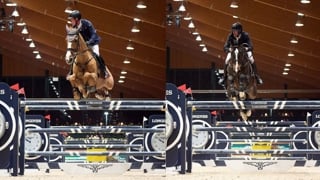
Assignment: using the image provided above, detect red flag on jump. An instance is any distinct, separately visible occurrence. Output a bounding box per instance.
[184,87,192,95]
[17,88,25,95]
[211,111,217,116]
[10,83,19,91]
[44,114,51,121]
[177,84,187,91]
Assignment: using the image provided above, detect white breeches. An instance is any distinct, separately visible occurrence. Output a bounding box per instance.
[90,44,100,56]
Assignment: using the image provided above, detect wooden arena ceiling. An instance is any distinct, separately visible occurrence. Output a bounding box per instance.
[0,0,319,99]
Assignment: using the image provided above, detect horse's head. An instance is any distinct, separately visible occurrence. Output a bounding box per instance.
[228,43,250,73]
[65,24,82,65]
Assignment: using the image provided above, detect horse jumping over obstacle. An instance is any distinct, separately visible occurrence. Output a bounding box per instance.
[226,43,257,120]
[65,25,114,100]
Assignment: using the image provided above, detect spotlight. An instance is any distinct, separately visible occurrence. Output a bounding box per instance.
[136,1,147,9]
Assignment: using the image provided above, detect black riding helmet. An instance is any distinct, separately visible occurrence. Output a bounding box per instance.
[69,10,81,20]
[231,22,242,33]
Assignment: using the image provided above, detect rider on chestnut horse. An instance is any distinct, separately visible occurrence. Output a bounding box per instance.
[67,10,108,79]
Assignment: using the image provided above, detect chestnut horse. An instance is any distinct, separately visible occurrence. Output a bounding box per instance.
[65,25,114,100]
[226,43,257,120]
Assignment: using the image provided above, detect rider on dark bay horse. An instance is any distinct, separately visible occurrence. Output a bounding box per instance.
[219,22,263,85]
[67,10,108,79]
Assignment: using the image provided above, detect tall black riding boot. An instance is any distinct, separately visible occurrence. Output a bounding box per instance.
[251,62,263,85]
[218,64,228,85]
[94,54,108,78]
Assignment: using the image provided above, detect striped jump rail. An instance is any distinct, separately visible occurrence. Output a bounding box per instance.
[215,157,307,161]
[26,151,164,157]
[216,139,307,143]
[51,144,142,149]
[215,121,307,126]
[194,149,320,155]
[188,100,320,110]
[26,127,164,133]
[196,126,320,132]
[21,99,167,111]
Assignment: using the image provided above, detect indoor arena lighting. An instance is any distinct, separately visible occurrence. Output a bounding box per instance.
[11,8,19,17]
[288,52,295,57]
[131,20,140,33]
[183,15,192,21]
[195,35,202,41]
[29,41,35,48]
[295,19,304,27]
[118,79,125,83]
[300,0,311,4]
[178,3,186,12]
[188,21,195,28]
[126,42,134,50]
[133,18,141,22]
[131,25,140,33]
[202,46,208,52]
[230,1,239,8]
[120,70,127,74]
[136,1,147,9]
[17,21,26,26]
[21,26,28,34]
[64,6,73,14]
[192,31,199,35]
[5,1,17,6]
[290,37,298,44]
[123,58,131,64]
[35,53,41,59]
[285,63,292,67]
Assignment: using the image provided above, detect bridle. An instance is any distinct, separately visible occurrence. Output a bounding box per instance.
[230,45,250,73]
[66,31,94,66]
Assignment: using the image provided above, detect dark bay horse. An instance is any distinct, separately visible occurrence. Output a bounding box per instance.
[226,43,257,120]
[65,25,114,100]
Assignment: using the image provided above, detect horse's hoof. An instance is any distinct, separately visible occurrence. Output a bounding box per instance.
[87,86,97,93]
[73,93,81,100]
[246,110,252,117]
[240,111,248,121]
[239,92,246,100]
[105,96,111,101]
[83,92,89,99]
[95,93,105,100]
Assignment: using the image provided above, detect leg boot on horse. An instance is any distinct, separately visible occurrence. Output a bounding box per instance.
[93,53,108,79]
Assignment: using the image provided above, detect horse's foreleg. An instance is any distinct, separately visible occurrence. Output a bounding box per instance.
[83,72,98,98]
[68,77,82,100]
